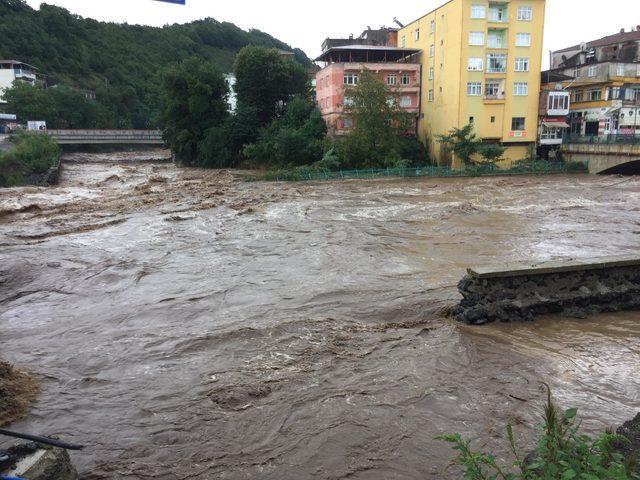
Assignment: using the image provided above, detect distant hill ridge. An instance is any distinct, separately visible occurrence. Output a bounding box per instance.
[0,0,310,127]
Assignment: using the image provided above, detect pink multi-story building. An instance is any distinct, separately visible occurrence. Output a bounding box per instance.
[315,46,421,135]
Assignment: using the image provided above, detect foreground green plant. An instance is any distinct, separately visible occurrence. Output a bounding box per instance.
[0,130,60,187]
[438,386,639,480]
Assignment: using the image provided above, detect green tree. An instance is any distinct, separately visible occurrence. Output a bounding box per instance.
[437,123,482,166]
[478,143,506,166]
[160,57,229,165]
[3,82,55,123]
[243,96,326,167]
[234,46,310,127]
[338,71,416,169]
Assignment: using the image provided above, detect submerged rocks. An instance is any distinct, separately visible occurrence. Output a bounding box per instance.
[455,257,640,324]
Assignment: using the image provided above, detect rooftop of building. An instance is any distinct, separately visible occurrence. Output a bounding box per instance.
[554,28,640,54]
[0,60,39,70]
[315,45,421,63]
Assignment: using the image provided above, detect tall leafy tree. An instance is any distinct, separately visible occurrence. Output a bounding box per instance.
[234,46,310,127]
[338,71,416,168]
[160,57,229,165]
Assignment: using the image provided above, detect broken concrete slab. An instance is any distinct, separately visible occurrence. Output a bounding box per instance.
[0,443,78,480]
[456,255,640,324]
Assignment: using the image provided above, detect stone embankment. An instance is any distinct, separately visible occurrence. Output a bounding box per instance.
[455,256,640,325]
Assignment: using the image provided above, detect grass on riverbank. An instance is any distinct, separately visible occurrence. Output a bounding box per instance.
[0,362,39,427]
[0,131,61,187]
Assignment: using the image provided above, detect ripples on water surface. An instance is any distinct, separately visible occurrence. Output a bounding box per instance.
[1,153,640,478]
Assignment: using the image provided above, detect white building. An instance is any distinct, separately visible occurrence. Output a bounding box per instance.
[224,74,237,112]
[0,60,40,104]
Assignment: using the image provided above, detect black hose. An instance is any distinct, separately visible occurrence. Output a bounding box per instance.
[0,429,84,450]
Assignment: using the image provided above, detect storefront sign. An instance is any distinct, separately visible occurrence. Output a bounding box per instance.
[509,131,527,138]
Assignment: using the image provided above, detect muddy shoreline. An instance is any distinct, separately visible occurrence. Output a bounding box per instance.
[1,151,640,478]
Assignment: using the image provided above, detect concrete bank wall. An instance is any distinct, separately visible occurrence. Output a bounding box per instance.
[455,256,640,325]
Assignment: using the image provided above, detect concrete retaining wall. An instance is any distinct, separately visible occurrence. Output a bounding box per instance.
[455,256,640,325]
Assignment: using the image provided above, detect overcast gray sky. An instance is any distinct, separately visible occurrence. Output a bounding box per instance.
[25,0,640,69]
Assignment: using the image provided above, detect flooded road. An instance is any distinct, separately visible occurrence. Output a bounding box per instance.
[1,151,640,479]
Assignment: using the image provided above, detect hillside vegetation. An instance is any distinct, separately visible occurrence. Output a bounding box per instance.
[0,0,310,127]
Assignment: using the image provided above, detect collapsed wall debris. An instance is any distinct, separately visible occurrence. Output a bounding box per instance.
[455,255,640,325]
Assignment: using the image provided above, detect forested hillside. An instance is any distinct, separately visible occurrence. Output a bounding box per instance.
[0,0,310,127]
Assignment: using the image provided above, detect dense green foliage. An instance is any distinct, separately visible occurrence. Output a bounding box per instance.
[160,57,229,166]
[234,47,310,127]
[439,388,639,480]
[3,83,113,128]
[0,0,309,128]
[243,96,326,167]
[0,131,60,186]
[161,46,312,168]
[438,123,506,166]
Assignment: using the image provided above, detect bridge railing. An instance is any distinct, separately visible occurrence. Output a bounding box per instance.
[566,133,640,145]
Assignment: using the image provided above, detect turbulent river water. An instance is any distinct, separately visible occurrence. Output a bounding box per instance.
[1,151,640,479]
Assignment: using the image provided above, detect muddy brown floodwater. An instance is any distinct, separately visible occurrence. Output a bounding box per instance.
[1,150,640,479]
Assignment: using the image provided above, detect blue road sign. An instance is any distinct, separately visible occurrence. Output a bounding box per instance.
[154,0,185,4]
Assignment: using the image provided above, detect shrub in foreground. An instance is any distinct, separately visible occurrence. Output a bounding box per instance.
[0,131,60,187]
[438,386,639,480]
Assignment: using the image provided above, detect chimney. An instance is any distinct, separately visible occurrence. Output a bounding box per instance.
[349,33,353,40]
[620,28,625,34]
[637,25,640,31]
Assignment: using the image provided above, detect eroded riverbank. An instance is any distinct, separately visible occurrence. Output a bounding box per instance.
[1,151,640,478]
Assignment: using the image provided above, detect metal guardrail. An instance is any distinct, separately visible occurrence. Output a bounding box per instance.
[41,129,164,144]
[566,134,640,145]
[251,161,589,182]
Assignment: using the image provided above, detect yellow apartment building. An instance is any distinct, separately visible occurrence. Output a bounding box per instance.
[399,0,546,165]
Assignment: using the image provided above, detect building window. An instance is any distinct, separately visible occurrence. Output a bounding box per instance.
[511,117,526,131]
[573,67,580,78]
[514,82,528,96]
[343,73,358,85]
[400,96,412,107]
[517,6,532,21]
[343,117,353,129]
[470,4,486,19]
[429,44,435,57]
[616,64,625,77]
[430,20,436,34]
[515,33,531,47]
[588,89,602,101]
[428,67,434,79]
[488,30,507,48]
[469,32,485,46]
[467,82,482,96]
[637,64,640,77]
[487,53,507,73]
[611,87,621,99]
[387,74,397,86]
[485,82,501,98]
[491,116,496,123]
[469,116,475,124]
[428,89,434,102]
[415,29,420,41]
[548,94,569,111]
[514,57,529,72]
[573,90,583,102]
[468,57,484,71]
[489,5,508,22]
[401,74,410,85]
[588,65,597,77]
[401,35,406,48]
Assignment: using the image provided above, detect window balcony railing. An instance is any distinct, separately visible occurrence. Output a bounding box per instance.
[484,93,505,100]
[488,12,508,22]
[486,66,507,73]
